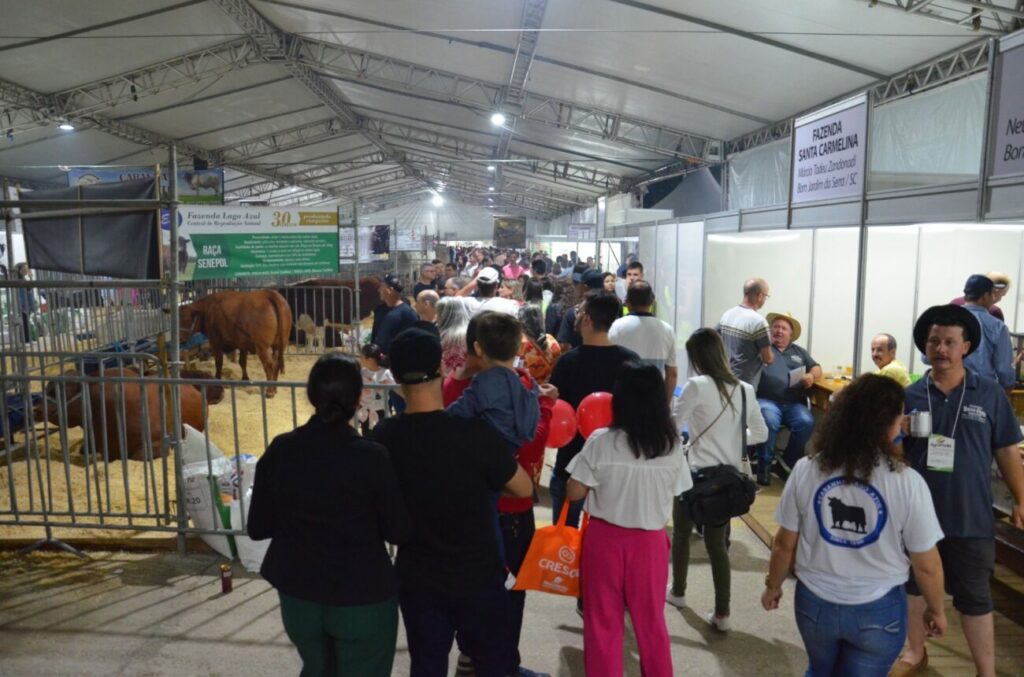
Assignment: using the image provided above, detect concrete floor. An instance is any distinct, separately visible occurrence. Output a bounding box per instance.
[0,515,811,677]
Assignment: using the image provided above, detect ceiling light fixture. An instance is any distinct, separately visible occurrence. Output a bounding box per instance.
[431,193,444,207]
[488,186,495,192]
[486,164,496,172]
[57,121,75,131]
[490,112,507,126]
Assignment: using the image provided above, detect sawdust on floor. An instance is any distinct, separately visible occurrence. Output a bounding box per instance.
[1,351,324,541]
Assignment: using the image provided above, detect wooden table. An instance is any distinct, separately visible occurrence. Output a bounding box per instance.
[808,377,848,415]
[1010,388,1024,419]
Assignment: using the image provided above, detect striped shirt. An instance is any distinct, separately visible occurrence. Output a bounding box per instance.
[716,305,770,388]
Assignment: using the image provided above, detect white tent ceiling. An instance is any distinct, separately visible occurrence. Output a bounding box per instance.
[0,0,1019,218]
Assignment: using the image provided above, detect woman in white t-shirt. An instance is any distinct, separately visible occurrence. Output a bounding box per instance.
[668,328,768,630]
[567,362,692,677]
[762,374,947,676]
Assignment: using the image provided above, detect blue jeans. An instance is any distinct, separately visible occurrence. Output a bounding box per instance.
[794,581,907,677]
[758,399,815,469]
[548,474,584,528]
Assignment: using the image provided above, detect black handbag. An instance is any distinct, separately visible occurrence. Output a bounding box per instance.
[681,387,758,527]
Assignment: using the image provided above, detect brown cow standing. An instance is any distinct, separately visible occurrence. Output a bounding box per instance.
[179,290,292,397]
[36,369,207,461]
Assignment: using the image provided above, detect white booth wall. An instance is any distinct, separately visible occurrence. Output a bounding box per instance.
[860,223,1024,375]
[698,223,1024,382]
[702,229,859,376]
[634,220,705,378]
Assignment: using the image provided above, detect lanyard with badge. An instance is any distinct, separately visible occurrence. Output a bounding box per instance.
[924,372,965,473]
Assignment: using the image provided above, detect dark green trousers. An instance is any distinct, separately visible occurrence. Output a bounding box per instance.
[278,592,398,677]
[671,499,732,618]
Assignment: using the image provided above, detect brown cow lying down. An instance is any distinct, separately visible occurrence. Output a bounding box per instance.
[179,290,292,397]
[36,369,208,461]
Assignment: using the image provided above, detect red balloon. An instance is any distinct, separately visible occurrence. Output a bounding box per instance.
[547,399,577,448]
[577,391,613,439]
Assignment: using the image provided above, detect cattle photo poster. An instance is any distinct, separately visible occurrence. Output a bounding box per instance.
[66,167,225,204]
[338,223,391,263]
[493,217,527,248]
[175,206,339,280]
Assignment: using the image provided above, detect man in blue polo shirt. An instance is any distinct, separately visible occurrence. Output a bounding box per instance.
[893,305,1024,677]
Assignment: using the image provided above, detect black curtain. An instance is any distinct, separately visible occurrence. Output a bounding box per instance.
[19,179,160,279]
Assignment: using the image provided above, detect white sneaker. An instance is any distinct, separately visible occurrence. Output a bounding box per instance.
[665,586,687,608]
[705,611,730,632]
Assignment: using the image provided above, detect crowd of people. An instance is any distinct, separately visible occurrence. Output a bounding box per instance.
[246,246,1024,677]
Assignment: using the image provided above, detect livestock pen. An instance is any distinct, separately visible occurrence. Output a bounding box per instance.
[0,277,396,556]
[0,175,396,560]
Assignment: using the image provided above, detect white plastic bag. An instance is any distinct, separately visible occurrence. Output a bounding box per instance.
[182,457,235,558]
[231,487,270,573]
[179,424,223,466]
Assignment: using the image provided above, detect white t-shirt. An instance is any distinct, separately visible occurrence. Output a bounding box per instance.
[776,456,944,605]
[475,296,520,317]
[360,367,394,413]
[608,314,677,375]
[672,376,768,469]
[567,427,693,530]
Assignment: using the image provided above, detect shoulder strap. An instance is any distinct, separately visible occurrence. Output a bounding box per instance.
[741,384,748,459]
[687,384,737,452]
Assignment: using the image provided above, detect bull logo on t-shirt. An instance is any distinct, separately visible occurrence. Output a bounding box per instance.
[813,477,888,549]
[827,497,866,533]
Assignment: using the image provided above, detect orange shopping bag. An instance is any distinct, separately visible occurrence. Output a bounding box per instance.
[513,503,588,597]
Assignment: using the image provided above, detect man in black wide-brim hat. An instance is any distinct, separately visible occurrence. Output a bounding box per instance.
[892,304,1024,677]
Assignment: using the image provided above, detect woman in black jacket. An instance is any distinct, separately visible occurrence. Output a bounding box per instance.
[248,352,411,677]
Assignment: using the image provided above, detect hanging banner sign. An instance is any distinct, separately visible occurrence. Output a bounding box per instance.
[791,95,867,204]
[567,224,595,240]
[339,225,391,263]
[395,228,425,251]
[176,206,338,280]
[66,167,225,204]
[992,35,1024,177]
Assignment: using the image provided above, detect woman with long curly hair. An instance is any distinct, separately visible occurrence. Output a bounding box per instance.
[762,374,947,676]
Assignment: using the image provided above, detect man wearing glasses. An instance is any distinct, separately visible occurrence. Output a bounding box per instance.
[716,278,774,389]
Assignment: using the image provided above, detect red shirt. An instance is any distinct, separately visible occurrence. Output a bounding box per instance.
[443,369,551,514]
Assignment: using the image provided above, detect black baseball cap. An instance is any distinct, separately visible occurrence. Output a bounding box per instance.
[581,269,606,289]
[379,273,404,293]
[389,327,442,384]
[963,274,994,297]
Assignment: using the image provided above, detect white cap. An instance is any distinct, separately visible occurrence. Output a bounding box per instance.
[476,267,500,284]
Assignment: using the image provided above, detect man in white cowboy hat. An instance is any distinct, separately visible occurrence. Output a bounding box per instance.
[754,311,821,485]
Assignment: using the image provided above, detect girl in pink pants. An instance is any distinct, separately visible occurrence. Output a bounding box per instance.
[566,362,692,677]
